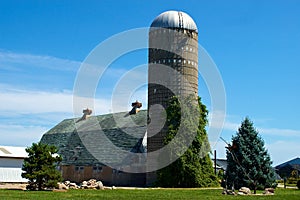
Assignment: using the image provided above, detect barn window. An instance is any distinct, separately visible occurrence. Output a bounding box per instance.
[93,166,103,172]
[75,166,84,172]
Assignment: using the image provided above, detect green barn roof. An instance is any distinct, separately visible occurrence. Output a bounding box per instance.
[40,110,147,166]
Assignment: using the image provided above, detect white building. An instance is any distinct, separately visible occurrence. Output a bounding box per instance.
[0,146,28,182]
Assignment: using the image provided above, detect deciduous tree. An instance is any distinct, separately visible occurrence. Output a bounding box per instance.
[157,96,218,187]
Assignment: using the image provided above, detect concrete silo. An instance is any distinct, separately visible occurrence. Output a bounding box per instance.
[147,10,199,184]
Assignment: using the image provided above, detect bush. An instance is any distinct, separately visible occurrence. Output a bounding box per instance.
[297,180,300,189]
[287,178,298,184]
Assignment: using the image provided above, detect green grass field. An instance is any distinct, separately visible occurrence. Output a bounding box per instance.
[0,188,299,200]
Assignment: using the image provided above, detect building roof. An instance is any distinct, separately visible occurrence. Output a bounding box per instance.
[275,157,300,169]
[215,159,228,170]
[40,110,147,166]
[0,146,27,158]
[150,10,198,33]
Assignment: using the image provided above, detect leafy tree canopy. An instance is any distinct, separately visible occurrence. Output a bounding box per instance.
[157,95,218,187]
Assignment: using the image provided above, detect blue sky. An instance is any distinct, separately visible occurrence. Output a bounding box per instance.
[0,0,299,166]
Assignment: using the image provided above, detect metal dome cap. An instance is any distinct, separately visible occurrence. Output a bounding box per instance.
[150,10,198,33]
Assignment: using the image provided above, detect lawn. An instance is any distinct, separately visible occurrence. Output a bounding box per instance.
[0,188,299,200]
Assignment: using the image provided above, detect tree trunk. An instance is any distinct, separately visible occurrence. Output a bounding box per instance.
[38,177,42,191]
[253,182,257,194]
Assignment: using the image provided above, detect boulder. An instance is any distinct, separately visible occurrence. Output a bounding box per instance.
[81,181,88,189]
[69,182,78,189]
[87,185,97,189]
[64,181,70,186]
[263,188,275,195]
[96,181,104,190]
[239,187,251,195]
[57,183,69,190]
[87,179,97,186]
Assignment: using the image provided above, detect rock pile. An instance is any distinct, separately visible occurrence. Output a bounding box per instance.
[57,179,105,190]
[222,186,275,196]
[81,179,104,190]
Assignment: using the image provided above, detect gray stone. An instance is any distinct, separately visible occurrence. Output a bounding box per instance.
[239,187,251,195]
[57,183,69,190]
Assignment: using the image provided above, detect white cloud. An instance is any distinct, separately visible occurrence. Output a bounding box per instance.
[209,114,300,138]
[0,124,47,147]
[266,141,300,166]
[0,88,74,114]
[0,84,145,117]
[259,127,300,137]
[211,139,300,166]
[208,115,300,164]
[0,86,132,147]
[0,50,81,72]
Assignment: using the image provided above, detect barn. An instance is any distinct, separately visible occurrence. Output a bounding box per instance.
[0,146,28,183]
[40,110,147,186]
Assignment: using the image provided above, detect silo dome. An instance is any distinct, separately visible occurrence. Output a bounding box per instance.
[150,10,198,33]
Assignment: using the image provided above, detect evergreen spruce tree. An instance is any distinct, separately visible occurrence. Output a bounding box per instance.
[157,96,218,187]
[225,117,276,194]
[22,142,62,190]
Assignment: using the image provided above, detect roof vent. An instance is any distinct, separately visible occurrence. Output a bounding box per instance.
[0,147,12,154]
